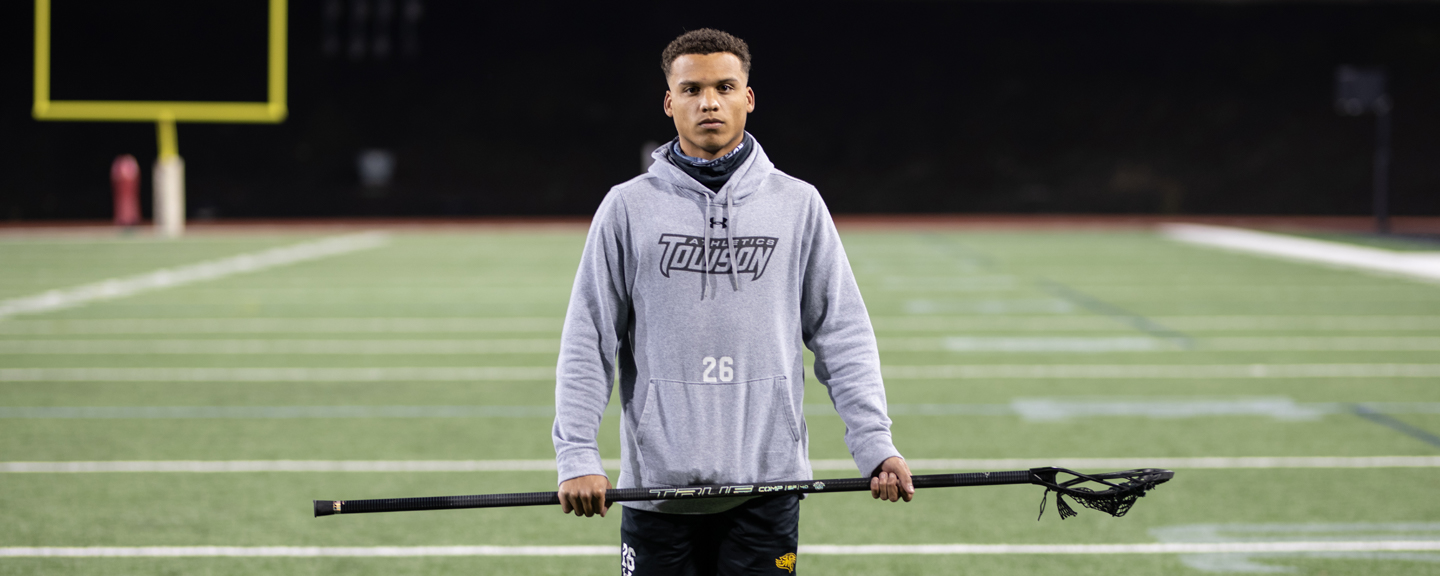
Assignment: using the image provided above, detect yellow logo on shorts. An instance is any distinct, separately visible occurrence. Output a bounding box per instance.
[775,552,796,573]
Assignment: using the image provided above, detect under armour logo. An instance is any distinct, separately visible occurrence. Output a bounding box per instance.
[709,217,728,229]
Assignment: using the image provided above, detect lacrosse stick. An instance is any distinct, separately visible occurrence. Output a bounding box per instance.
[314,467,1171,520]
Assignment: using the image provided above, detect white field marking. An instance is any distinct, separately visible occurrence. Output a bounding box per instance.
[5,315,1435,336]
[0,317,562,335]
[1007,397,1332,421]
[1202,337,1440,351]
[1161,223,1440,283]
[0,460,619,473]
[5,456,1439,473]
[0,406,565,419]
[1160,315,1440,331]
[881,364,1440,379]
[902,299,1074,315]
[0,233,389,320]
[0,339,559,355]
[0,367,554,382]
[880,336,1440,353]
[882,337,1165,353]
[877,275,1017,292]
[0,546,618,557]
[2,542,1438,558]
[797,542,1440,555]
[6,364,1437,382]
[1152,522,1440,573]
[872,315,1440,332]
[871,317,1127,332]
[9,401,1433,420]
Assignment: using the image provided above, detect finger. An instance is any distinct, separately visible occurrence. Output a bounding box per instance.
[870,476,881,499]
[589,489,603,518]
[560,492,573,514]
[598,491,609,518]
[899,467,915,502]
[581,491,596,517]
[886,472,900,502]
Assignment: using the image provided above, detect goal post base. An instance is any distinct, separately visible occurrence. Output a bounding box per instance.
[153,155,185,238]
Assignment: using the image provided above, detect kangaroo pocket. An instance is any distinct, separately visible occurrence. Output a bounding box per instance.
[636,376,802,487]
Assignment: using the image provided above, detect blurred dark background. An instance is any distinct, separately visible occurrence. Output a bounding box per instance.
[3,0,1438,219]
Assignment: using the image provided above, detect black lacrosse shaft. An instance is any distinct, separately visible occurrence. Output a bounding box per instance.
[315,469,1038,517]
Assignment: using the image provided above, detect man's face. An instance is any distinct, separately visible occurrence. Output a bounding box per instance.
[664,53,755,161]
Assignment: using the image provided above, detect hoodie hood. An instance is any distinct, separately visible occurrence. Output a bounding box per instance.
[647,133,774,207]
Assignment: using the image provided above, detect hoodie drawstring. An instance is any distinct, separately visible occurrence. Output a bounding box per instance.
[724,190,741,293]
[699,192,741,301]
[701,203,712,300]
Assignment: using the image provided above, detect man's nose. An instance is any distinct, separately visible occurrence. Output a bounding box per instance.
[700,90,721,112]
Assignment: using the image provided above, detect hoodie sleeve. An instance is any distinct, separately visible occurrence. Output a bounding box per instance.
[799,192,903,478]
[553,191,632,485]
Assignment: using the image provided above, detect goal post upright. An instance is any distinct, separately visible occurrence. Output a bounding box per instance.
[32,0,288,237]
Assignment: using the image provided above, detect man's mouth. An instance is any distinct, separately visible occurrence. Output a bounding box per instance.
[699,118,724,129]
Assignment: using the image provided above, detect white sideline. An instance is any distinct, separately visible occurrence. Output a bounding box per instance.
[881,364,1440,379]
[0,339,560,355]
[0,233,390,320]
[3,315,1439,335]
[0,367,554,382]
[1161,223,1440,282]
[5,364,1440,382]
[3,541,1438,557]
[8,336,1440,355]
[0,317,562,335]
[4,456,1439,473]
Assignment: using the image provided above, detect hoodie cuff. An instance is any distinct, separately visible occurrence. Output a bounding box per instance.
[853,439,903,479]
[556,448,608,486]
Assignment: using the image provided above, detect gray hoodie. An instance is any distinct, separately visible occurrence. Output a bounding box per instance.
[552,136,901,514]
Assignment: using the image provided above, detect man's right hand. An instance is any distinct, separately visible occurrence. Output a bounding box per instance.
[558,474,613,518]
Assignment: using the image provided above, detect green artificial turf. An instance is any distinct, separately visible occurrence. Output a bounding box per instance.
[2,228,1439,575]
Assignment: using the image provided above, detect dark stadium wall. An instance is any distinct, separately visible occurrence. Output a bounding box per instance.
[2,0,1438,220]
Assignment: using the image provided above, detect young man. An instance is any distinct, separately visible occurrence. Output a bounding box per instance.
[552,29,912,575]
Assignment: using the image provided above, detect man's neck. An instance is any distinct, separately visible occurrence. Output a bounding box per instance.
[677,135,744,161]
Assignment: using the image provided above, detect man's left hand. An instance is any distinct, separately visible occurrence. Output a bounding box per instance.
[870,456,914,502]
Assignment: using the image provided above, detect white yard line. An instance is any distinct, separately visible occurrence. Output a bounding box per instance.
[4,336,1439,355]
[881,336,1440,352]
[4,401,1435,420]
[0,460,601,472]
[0,546,616,557]
[0,317,562,335]
[0,406,565,419]
[2,541,1437,557]
[1161,223,1440,283]
[0,367,554,382]
[1160,315,1440,331]
[2,315,1436,335]
[0,339,560,355]
[883,337,1165,352]
[0,233,389,320]
[3,364,1437,382]
[4,456,1438,473]
[872,315,1440,332]
[798,542,1440,555]
[881,364,1440,379]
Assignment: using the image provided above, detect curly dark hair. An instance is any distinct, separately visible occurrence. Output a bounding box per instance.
[661,29,751,79]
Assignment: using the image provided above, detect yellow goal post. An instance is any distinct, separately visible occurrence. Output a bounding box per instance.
[32,0,287,235]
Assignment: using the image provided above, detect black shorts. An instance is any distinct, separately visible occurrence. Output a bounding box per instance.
[620,495,800,576]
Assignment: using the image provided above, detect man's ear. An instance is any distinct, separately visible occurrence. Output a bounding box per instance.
[663,91,674,118]
[745,86,755,113]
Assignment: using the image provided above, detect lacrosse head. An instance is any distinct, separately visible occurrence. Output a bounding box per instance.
[1029,468,1173,520]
